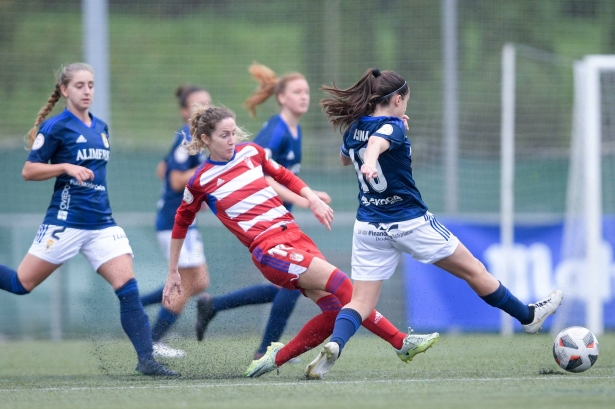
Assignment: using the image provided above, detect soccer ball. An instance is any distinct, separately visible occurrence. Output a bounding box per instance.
[552,326,599,373]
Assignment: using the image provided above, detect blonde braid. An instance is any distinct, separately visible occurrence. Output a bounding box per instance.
[26,83,62,148]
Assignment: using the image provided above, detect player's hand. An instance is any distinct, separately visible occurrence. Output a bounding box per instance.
[162,269,182,306]
[309,197,334,231]
[65,164,95,184]
[314,190,332,204]
[360,164,379,181]
[402,114,410,130]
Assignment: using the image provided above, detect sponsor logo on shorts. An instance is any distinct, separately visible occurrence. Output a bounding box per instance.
[113,232,127,241]
[289,252,304,262]
[361,195,403,207]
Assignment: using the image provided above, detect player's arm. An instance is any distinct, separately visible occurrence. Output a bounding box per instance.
[340,152,352,166]
[164,185,201,303]
[265,175,310,208]
[155,160,166,180]
[169,167,200,192]
[163,236,184,306]
[361,135,390,181]
[265,176,331,207]
[22,161,94,183]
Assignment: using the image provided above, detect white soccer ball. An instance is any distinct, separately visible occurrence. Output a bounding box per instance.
[552,326,599,373]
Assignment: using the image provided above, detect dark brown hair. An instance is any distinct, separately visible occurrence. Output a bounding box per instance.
[320,68,408,133]
[175,85,208,108]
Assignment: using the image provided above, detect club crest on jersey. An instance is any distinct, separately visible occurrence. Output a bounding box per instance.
[244,156,254,169]
[32,133,45,150]
[101,133,109,148]
[183,188,194,204]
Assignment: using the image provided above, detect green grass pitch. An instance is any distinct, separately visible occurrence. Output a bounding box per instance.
[0,333,613,409]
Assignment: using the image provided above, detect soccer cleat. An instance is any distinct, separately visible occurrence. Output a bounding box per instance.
[304,342,340,380]
[253,351,301,364]
[135,357,179,376]
[195,293,216,341]
[153,342,186,358]
[523,289,563,334]
[245,342,283,378]
[395,328,439,363]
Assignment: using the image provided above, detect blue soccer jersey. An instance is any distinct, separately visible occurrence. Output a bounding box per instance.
[155,125,205,231]
[26,108,116,229]
[253,114,302,175]
[341,116,428,223]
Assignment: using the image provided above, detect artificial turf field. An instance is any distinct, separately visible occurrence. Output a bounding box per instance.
[0,333,613,409]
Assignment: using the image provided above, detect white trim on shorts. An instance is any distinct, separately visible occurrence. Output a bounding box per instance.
[351,212,459,281]
[28,224,134,271]
[157,228,206,268]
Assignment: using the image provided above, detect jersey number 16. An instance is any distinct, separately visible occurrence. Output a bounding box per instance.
[349,148,388,193]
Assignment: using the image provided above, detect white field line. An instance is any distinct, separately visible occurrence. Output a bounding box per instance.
[0,375,613,392]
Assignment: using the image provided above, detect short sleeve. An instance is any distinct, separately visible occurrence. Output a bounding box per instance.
[372,122,406,150]
[340,130,350,157]
[26,126,61,164]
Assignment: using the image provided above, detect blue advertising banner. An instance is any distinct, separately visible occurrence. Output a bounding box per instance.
[404,217,615,332]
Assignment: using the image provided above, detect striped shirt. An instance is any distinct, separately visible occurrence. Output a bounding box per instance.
[172,143,307,248]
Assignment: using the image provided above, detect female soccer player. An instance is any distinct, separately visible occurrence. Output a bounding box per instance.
[194,63,331,361]
[139,85,212,358]
[305,68,564,378]
[163,106,437,378]
[0,63,176,376]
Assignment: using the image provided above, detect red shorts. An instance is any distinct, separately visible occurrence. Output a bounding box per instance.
[251,225,325,290]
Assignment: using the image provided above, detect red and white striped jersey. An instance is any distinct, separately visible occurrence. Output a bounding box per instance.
[172,142,307,248]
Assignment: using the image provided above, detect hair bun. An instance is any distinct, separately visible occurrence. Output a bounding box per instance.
[372,69,382,78]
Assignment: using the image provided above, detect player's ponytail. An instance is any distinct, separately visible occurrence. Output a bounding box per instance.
[26,83,62,148]
[26,62,95,149]
[321,68,408,133]
[243,62,305,118]
[184,105,250,155]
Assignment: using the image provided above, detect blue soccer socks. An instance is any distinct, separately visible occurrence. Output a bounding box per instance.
[481,281,532,324]
[0,264,30,295]
[115,278,154,360]
[330,308,363,354]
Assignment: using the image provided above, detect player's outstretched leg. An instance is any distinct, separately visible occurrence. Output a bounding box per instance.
[0,264,30,295]
[195,284,279,341]
[140,285,164,307]
[115,279,178,376]
[253,288,301,360]
[522,289,563,334]
[246,294,341,377]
